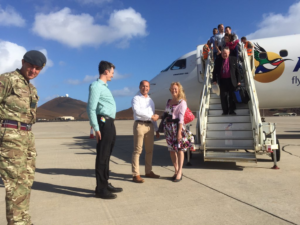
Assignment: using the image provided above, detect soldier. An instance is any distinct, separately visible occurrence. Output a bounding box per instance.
[0,50,46,225]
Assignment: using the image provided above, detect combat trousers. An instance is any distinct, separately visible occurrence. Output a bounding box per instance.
[0,127,36,225]
[95,116,116,193]
[132,121,154,176]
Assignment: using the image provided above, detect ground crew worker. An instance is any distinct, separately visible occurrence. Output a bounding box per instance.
[0,50,46,225]
[202,42,210,60]
[201,41,211,76]
[241,37,254,71]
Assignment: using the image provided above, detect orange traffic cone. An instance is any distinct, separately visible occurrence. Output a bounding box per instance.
[90,127,95,139]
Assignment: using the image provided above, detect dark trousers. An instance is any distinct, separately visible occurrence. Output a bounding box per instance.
[95,116,116,193]
[220,78,236,113]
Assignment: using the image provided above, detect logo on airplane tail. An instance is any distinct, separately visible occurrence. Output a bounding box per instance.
[254,43,291,83]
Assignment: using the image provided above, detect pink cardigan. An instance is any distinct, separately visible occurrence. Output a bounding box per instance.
[165,99,187,124]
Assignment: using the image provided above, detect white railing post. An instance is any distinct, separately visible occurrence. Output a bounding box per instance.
[241,46,263,150]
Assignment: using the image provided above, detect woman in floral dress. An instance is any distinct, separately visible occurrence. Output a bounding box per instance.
[163,82,194,182]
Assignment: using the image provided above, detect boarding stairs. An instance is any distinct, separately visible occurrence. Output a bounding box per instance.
[194,46,266,163]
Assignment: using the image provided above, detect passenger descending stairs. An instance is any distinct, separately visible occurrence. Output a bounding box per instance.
[204,92,257,162]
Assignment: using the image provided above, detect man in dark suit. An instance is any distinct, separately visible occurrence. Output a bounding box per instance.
[213,46,241,115]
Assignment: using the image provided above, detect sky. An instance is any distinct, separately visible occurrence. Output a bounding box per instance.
[1,0,300,112]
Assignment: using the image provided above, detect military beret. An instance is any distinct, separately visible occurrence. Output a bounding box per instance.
[23,50,47,68]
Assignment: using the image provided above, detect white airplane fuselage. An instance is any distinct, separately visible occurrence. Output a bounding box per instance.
[149,34,300,111]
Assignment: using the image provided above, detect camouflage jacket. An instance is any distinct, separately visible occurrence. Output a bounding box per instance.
[0,69,39,124]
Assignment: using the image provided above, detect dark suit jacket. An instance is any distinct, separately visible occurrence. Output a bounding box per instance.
[212,56,241,88]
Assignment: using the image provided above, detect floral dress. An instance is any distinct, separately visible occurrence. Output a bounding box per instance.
[163,100,194,152]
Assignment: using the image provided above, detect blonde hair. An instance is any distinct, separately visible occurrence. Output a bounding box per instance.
[169,82,186,101]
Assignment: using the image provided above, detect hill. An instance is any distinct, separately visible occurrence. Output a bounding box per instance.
[37,97,88,120]
[37,97,299,121]
[116,107,164,120]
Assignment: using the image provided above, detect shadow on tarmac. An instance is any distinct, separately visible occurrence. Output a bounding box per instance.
[277,134,300,139]
[0,134,244,197]
[70,135,243,171]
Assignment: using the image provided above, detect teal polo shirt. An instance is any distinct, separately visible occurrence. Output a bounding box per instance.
[87,79,116,131]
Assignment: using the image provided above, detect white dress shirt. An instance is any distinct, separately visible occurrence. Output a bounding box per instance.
[131,92,158,131]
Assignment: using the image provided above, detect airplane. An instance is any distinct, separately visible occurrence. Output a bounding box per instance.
[148,34,300,111]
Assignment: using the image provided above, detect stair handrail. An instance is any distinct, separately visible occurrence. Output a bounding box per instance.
[198,54,213,148]
[240,46,263,148]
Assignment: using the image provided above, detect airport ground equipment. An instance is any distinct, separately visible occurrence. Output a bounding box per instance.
[187,46,280,168]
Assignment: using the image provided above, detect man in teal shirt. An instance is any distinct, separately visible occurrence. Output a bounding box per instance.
[87,60,123,199]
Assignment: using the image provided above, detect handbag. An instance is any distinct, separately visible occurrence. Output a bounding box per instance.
[234,86,250,104]
[158,112,168,133]
[184,107,195,124]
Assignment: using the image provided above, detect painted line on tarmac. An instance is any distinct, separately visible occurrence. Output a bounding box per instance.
[282,144,300,158]
[162,166,297,225]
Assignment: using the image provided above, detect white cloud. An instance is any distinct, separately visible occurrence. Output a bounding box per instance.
[247,1,300,39]
[66,70,127,85]
[111,87,137,97]
[75,0,112,5]
[39,49,54,74]
[0,40,53,74]
[0,40,26,73]
[0,5,25,27]
[32,7,147,48]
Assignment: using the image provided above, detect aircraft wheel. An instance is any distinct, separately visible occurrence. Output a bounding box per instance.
[271,138,281,162]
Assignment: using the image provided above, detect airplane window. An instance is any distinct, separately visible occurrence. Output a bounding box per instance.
[280,50,288,57]
[161,61,175,72]
[171,59,186,70]
[259,52,267,60]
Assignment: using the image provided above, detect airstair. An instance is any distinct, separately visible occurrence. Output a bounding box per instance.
[193,45,280,164]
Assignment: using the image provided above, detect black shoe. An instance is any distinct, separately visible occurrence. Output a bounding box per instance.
[222,112,228,115]
[171,174,176,181]
[108,183,123,193]
[95,190,117,199]
[173,174,183,182]
[229,111,236,115]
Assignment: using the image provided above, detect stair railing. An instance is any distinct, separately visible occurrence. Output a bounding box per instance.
[198,54,213,149]
[240,46,263,149]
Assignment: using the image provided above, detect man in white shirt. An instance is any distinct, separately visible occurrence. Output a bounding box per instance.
[215,24,225,57]
[131,80,160,183]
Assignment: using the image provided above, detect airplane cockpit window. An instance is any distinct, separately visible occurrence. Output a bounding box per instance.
[280,50,288,57]
[170,59,186,70]
[161,61,175,72]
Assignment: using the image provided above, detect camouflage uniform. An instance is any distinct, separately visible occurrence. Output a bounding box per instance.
[0,69,39,225]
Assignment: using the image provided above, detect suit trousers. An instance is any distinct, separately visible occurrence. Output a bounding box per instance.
[132,121,154,176]
[95,117,116,193]
[220,78,236,113]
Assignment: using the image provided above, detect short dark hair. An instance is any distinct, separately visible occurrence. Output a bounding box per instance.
[98,61,115,75]
[213,28,217,31]
[218,24,223,29]
[225,26,231,30]
[225,33,234,42]
[241,36,247,41]
[139,80,150,87]
[222,46,230,51]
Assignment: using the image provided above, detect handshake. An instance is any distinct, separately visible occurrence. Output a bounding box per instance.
[151,114,160,122]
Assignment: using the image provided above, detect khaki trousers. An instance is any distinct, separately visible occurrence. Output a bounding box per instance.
[132,121,154,176]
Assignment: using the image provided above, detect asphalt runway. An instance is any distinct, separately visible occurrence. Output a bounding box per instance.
[0,117,300,225]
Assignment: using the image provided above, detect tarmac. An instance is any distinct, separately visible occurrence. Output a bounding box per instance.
[0,117,300,225]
